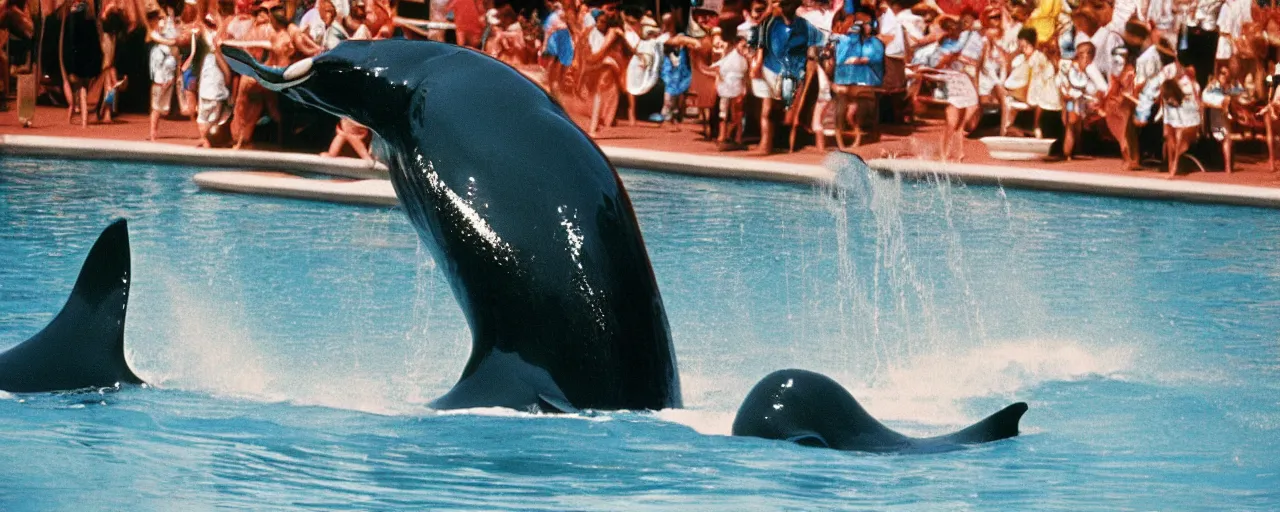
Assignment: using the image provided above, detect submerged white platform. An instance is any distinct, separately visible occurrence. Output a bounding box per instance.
[0,134,835,186]
[0,134,389,180]
[193,171,398,207]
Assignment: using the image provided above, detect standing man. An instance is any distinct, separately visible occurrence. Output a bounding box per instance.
[751,0,822,155]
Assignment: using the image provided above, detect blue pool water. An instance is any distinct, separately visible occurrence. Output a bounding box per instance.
[1,155,1277,509]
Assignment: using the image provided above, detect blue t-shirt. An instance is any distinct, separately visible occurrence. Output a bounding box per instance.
[833,34,884,86]
[760,16,822,78]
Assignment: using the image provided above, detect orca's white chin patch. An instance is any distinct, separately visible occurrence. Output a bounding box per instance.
[262,58,314,91]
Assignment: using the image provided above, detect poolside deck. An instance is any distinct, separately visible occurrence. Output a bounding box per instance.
[7,105,1280,207]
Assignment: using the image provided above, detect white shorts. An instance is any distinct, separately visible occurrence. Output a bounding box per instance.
[751,67,779,100]
[151,81,174,114]
[1216,35,1233,60]
[197,98,224,125]
[816,69,831,102]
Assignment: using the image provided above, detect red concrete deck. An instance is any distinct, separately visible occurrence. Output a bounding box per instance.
[6,104,1280,189]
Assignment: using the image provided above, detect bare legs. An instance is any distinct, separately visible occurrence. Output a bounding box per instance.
[755,97,774,155]
[811,97,828,152]
[321,119,373,159]
[1063,108,1080,160]
[940,104,980,162]
[64,77,89,128]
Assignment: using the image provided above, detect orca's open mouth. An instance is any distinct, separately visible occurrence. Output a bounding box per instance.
[220,46,314,92]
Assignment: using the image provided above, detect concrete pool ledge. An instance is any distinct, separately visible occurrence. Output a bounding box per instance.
[867,158,1280,209]
[0,134,390,180]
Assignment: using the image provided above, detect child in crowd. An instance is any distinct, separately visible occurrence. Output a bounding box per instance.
[1057,41,1106,160]
[1003,27,1057,139]
[710,30,749,148]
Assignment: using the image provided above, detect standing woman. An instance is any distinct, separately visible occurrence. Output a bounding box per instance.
[1103,47,1139,170]
[581,10,626,136]
[924,14,980,162]
[685,9,720,138]
[60,0,104,127]
[147,0,180,140]
[1160,65,1202,178]
[831,18,883,150]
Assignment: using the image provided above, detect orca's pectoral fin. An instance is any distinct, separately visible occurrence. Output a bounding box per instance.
[938,402,1029,445]
[785,432,831,449]
[429,348,577,413]
[537,393,580,414]
[0,219,144,393]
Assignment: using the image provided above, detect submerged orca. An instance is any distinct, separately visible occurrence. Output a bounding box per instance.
[0,219,144,393]
[732,369,1027,453]
[222,41,681,412]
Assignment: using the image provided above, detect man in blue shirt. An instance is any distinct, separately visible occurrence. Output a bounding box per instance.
[750,0,822,155]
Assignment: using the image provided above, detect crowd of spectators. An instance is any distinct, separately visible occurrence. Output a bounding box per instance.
[6,0,1280,172]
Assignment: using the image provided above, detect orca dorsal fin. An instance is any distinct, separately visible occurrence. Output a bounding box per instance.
[0,219,144,393]
[936,402,1029,445]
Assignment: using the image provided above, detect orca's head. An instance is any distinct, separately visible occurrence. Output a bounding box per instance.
[221,40,449,135]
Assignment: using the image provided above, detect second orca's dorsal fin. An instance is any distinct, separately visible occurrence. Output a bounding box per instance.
[0,219,144,393]
[937,402,1029,445]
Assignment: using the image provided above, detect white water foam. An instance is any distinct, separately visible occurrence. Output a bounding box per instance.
[846,339,1134,427]
[128,256,435,417]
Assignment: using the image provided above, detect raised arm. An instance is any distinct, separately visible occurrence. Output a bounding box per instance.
[220,38,273,50]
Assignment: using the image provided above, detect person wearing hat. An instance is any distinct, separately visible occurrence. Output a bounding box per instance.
[623,14,662,125]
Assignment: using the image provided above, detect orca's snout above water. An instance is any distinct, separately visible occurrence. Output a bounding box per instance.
[220,46,313,92]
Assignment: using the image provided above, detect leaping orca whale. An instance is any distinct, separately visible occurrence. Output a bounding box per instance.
[0,219,144,393]
[732,369,1027,453]
[221,40,682,412]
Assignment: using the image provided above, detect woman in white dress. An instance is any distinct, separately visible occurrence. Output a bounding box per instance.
[922,15,980,162]
[1161,66,1202,177]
